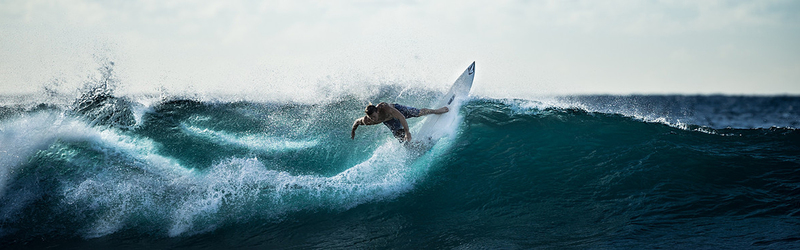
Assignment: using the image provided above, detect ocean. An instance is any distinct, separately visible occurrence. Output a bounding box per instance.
[1,80,799,249]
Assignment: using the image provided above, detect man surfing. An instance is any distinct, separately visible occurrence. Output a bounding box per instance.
[351,102,449,142]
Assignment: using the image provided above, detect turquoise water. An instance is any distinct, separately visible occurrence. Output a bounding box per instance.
[1,84,799,248]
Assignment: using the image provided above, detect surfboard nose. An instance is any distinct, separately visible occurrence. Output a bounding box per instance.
[468,61,475,75]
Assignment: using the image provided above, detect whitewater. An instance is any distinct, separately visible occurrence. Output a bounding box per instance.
[1,66,799,249]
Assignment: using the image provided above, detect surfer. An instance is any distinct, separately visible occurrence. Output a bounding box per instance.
[351,102,449,142]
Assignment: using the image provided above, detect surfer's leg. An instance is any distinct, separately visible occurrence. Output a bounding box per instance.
[393,104,421,118]
[384,119,407,141]
[420,107,449,116]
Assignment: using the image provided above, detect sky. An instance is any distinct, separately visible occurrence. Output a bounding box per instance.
[1,0,799,98]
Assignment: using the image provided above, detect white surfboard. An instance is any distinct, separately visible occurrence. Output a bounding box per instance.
[414,62,475,146]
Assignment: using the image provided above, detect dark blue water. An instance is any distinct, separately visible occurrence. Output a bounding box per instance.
[1,84,799,249]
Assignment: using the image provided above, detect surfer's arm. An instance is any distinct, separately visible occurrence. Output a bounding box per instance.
[351,118,365,140]
[388,108,412,142]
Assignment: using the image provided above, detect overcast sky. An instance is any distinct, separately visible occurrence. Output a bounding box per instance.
[1,0,798,98]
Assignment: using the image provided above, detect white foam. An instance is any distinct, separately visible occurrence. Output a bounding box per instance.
[0,112,72,197]
[162,120,465,236]
[44,138,423,238]
[164,140,422,235]
[0,111,201,237]
[129,99,155,127]
[180,123,319,151]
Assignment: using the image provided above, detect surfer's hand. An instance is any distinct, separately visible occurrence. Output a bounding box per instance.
[351,131,355,140]
[442,107,449,113]
[404,133,412,142]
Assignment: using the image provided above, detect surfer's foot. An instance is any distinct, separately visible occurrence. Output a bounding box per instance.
[434,107,449,114]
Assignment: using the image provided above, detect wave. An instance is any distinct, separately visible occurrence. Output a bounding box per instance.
[1,89,798,247]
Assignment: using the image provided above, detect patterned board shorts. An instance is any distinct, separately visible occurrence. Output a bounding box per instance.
[383,104,421,139]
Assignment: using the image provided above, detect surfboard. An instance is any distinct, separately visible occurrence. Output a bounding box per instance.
[414,61,475,146]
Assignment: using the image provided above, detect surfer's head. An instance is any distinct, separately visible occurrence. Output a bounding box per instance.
[365,104,377,116]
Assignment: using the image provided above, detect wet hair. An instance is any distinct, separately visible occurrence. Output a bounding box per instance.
[365,104,377,116]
